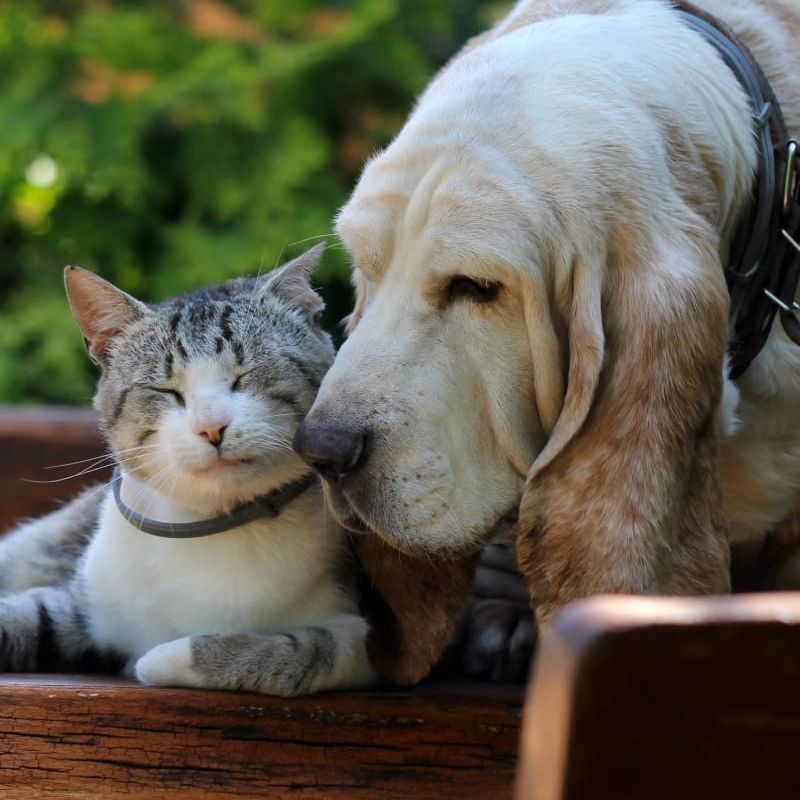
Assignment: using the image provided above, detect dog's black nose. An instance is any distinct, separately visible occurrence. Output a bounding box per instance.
[293,419,366,481]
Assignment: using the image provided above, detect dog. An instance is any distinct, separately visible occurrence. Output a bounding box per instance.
[294,0,800,683]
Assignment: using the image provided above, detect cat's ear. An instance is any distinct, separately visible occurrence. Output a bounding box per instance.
[64,266,148,365]
[262,242,326,315]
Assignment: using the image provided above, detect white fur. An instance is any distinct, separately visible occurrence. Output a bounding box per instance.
[83,482,353,666]
[305,613,374,692]
[135,636,200,686]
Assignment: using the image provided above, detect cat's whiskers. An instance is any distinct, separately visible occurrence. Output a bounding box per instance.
[24,466,113,485]
[286,232,336,248]
[143,471,175,516]
[245,437,295,456]
[161,472,179,508]
[127,464,174,526]
[36,453,161,484]
[43,444,161,471]
[117,452,164,483]
[121,450,164,471]
[240,247,274,341]
[241,242,270,336]
[253,435,294,448]
[79,473,121,502]
[248,426,293,441]
[23,453,154,485]
[37,446,161,482]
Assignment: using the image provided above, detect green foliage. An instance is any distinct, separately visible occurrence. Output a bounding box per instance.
[0,0,499,404]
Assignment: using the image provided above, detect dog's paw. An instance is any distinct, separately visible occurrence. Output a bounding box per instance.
[437,543,537,682]
[135,637,204,688]
[462,598,536,682]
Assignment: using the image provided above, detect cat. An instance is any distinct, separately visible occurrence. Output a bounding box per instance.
[0,243,377,696]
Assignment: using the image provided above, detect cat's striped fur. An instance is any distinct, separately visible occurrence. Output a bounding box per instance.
[0,244,377,696]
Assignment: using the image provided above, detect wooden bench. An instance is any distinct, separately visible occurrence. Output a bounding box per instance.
[2,407,800,799]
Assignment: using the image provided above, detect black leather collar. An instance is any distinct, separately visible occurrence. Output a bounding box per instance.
[675,3,800,378]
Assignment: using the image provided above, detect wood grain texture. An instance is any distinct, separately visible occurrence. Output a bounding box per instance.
[0,675,522,800]
[0,407,107,532]
[516,593,800,800]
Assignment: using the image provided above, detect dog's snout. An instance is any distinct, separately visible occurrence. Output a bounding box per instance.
[293,419,366,482]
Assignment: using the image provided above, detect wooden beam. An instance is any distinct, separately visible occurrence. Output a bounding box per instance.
[0,675,522,799]
[516,593,800,800]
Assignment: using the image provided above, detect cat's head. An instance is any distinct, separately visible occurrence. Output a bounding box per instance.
[65,244,333,513]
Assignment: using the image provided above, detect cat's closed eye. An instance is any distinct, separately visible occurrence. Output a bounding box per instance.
[150,387,185,407]
[231,368,255,392]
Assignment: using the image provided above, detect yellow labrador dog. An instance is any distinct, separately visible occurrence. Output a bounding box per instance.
[295,0,800,677]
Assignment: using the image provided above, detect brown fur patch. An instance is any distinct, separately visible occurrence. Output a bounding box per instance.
[356,536,479,685]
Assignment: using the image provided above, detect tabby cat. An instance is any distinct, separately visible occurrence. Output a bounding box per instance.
[0,244,377,696]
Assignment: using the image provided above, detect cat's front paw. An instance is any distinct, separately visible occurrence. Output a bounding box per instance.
[135,637,204,688]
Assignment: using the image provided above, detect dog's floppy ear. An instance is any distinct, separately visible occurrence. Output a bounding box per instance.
[517,229,732,625]
[354,536,480,686]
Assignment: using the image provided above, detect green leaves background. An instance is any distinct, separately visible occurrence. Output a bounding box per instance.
[0,0,498,404]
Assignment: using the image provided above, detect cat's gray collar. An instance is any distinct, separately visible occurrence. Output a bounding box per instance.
[111,467,317,538]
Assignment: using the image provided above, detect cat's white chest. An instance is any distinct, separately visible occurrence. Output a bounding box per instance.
[83,491,347,661]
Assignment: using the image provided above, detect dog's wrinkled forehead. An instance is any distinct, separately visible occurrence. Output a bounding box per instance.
[336,155,548,288]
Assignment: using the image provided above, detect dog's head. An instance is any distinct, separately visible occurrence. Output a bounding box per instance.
[308,152,552,557]
[296,8,752,681]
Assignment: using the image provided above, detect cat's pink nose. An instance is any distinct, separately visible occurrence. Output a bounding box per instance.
[192,419,230,447]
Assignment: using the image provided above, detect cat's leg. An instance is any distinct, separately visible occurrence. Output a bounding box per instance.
[0,484,103,594]
[0,582,117,672]
[135,613,377,696]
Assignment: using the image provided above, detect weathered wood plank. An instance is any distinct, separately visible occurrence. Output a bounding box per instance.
[516,593,800,800]
[0,676,522,799]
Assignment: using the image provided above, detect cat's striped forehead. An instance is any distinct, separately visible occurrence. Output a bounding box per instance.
[96,270,333,423]
[161,299,246,375]
[149,278,288,370]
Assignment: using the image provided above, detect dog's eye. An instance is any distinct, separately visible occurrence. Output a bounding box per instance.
[151,387,185,407]
[447,276,501,305]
